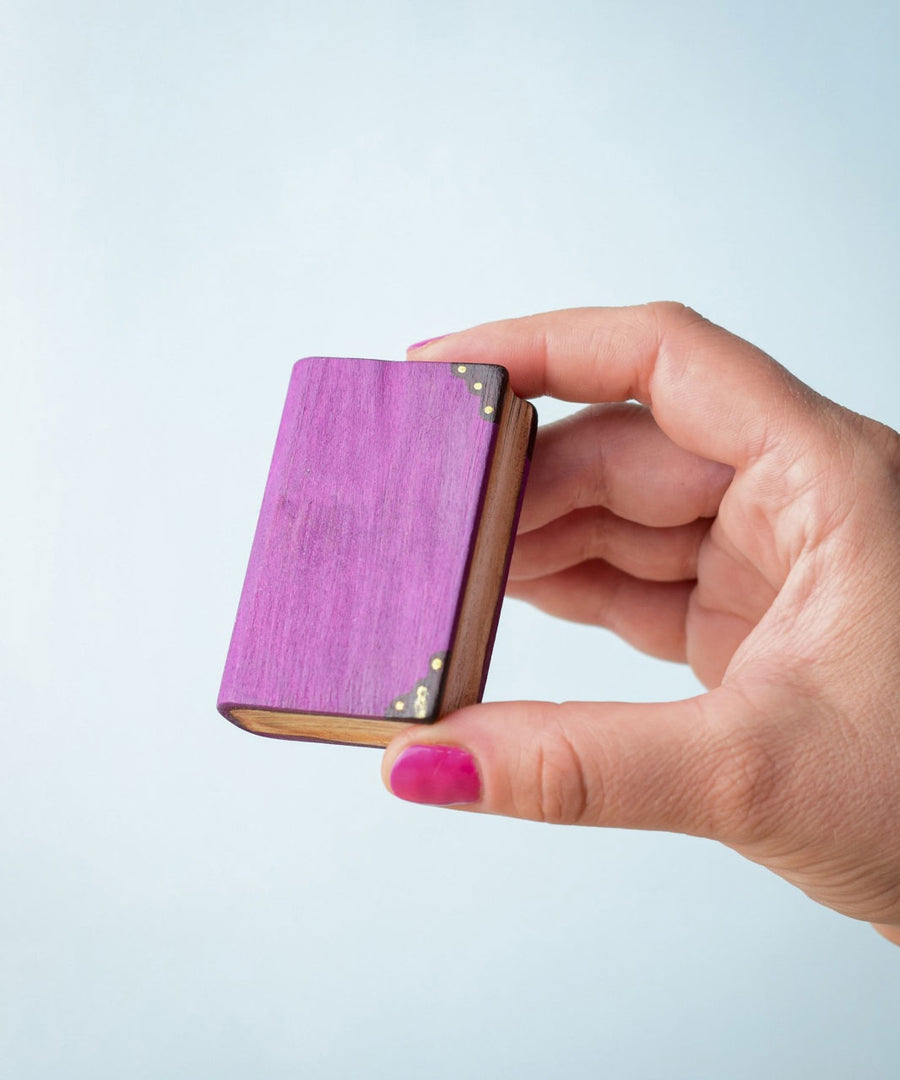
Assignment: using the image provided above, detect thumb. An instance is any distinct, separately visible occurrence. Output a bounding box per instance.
[382,692,768,843]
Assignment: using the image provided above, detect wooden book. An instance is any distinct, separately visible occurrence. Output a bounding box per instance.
[218,357,537,747]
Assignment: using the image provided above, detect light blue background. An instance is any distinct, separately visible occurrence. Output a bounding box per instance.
[2,2,899,1076]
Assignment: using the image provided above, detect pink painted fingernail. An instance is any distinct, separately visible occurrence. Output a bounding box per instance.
[389,744,481,805]
[407,334,449,351]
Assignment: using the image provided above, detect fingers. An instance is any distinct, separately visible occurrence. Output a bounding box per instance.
[873,924,900,947]
[408,303,830,470]
[382,689,770,844]
[507,523,767,684]
[506,561,694,662]
[684,598,756,689]
[518,404,733,532]
[510,508,710,583]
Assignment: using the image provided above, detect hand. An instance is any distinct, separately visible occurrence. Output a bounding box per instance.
[382,303,900,946]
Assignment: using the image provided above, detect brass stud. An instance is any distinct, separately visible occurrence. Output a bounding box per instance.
[394,700,405,711]
[484,405,494,415]
[473,381,483,391]
[430,657,443,671]
[457,365,467,373]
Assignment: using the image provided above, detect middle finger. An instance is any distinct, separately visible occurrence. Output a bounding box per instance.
[520,403,734,532]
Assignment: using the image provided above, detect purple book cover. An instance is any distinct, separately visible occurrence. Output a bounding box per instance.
[218,357,508,724]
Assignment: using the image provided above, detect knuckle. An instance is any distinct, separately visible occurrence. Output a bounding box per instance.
[643,300,704,324]
[793,410,900,545]
[522,719,594,825]
[583,508,610,563]
[767,408,893,550]
[698,724,786,846]
[643,301,713,350]
[679,521,706,579]
[856,413,900,475]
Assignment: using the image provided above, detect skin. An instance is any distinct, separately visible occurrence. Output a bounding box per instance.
[381,303,900,946]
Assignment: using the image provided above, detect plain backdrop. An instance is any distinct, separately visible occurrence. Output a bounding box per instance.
[2,2,899,1077]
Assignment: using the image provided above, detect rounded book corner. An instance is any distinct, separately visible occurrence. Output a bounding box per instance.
[291,356,323,372]
[217,700,247,731]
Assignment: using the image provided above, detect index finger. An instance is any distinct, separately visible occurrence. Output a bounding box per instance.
[408,303,828,470]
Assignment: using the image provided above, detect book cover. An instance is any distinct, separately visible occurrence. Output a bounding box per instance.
[218,356,535,746]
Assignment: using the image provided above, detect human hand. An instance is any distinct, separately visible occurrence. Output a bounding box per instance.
[383,303,900,945]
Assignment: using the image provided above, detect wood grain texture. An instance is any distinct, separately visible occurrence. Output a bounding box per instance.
[218,357,534,744]
[441,387,536,713]
[229,708,414,748]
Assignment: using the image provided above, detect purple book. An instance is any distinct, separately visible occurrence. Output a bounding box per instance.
[218,357,536,747]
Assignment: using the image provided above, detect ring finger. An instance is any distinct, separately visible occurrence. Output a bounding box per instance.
[510,508,710,583]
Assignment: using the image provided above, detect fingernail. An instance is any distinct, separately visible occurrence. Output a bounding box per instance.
[389,744,481,805]
[407,334,449,351]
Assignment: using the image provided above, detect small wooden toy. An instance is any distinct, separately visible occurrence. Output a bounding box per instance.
[218,357,536,747]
